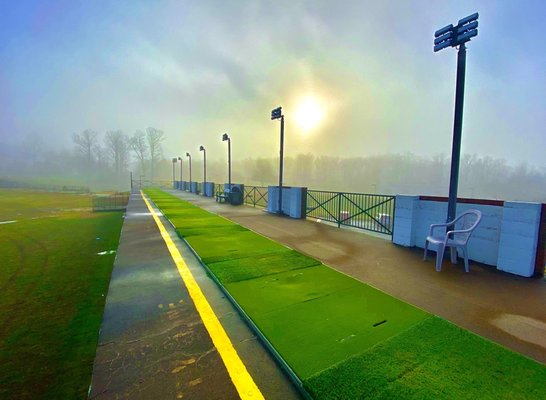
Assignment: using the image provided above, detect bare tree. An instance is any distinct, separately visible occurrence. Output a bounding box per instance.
[146,127,164,181]
[72,129,97,171]
[129,130,148,178]
[104,130,129,175]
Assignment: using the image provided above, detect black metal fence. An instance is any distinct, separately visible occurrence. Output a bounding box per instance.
[214,183,223,197]
[92,193,130,212]
[244,186,268,208]
[306,190,395,235]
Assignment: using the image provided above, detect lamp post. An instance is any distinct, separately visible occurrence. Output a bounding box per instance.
[271,106,284,214]
[199,145,207,187]
[186,152,192,188]
[434,12,479,223]
[171,157,177,188]
[177,156,183,185]
[222,133,231,190]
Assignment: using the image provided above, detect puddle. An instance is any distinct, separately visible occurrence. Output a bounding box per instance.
[0,220,17,225]
[491,313,546,348]
[97,250,117,255]
[127,212,163,217]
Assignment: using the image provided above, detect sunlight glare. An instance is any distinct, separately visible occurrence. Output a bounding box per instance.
[294,96,325,132]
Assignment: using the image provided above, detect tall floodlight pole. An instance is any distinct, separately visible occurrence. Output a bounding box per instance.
[222,133,231,189]
[178,156,183,182]
[434,12,479,223]
[186,152,192,187]
[199,145,207,186]
[171,157,177,188]
[271,106,284,214]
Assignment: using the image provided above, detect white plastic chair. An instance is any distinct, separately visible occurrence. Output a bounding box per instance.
[424,209,482,272]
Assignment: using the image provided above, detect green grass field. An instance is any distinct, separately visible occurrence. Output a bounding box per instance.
[145,188,546,399]
[0,189,124,399]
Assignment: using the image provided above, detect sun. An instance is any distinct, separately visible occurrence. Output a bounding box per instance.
[294,96,325,132]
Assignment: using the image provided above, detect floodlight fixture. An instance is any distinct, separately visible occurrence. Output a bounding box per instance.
[271,106,282,120]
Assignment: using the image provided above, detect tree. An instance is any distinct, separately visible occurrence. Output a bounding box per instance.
[129,130,148,178]
[146,127,164,181]
[104,130,129,175]
[72,129,97,172]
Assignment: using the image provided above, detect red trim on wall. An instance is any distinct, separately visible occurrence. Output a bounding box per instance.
[535,203,546,277]
[418,196,504,207]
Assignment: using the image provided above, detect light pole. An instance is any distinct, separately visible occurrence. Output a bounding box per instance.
[177,156,183,185]
[222,133,231,190]
[171,157,177,188]
[186,152,192,188]
[271,106,284,214]
[434,12,479,223]
[199,145,207,186]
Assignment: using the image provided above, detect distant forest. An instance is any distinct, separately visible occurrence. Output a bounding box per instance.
[1,131,545,202]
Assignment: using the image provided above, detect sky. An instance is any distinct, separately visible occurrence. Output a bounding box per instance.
[1,0,545,167]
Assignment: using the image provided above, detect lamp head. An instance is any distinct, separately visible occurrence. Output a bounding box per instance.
[186,152,190,157]
[172,157,177,163]
[199,145,205,151]
[222,133,229,141]
[271,106,282,120]
[178,156,182,161]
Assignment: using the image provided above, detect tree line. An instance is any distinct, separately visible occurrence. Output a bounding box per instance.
[72,127,165,183]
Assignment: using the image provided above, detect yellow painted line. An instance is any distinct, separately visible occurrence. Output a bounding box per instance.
[141,191,265,400]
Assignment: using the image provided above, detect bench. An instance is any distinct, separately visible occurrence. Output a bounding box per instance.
[216,191,229,203]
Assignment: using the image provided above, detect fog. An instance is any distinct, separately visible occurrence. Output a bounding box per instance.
[1,1,545,201]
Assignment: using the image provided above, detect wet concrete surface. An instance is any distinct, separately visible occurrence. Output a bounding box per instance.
[89,192,302,400]
[170,190,546,365]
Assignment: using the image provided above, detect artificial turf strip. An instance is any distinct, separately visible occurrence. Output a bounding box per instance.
[207,250,322,283]
[224,265,361,315]
[304,316,546,400]
[186,230,289,264]
[246,283,429,379]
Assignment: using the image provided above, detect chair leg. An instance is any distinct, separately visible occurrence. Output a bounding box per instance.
[423,241,429,261]
[463,247,469,272]
[450,247,458,264]
[435,244,445,272]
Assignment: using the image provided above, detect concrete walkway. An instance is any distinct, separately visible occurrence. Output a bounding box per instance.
[169,190,546,365]
[88,191,301,399]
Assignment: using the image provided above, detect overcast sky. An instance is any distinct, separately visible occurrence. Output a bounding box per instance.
[1,0,545,167]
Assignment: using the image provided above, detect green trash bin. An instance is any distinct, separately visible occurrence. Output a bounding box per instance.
[228,186,243,205]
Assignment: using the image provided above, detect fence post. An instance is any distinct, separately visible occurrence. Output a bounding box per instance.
[337,193,342,228]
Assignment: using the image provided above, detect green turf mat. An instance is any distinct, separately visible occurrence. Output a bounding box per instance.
[225,265,360,315]
[186,230,288,263]
[304,316,546,400]
[251,285,429,379]
[176,223,249,238]
[208,250,322,283]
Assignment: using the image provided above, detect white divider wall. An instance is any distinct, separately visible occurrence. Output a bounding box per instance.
[393,195,541,277]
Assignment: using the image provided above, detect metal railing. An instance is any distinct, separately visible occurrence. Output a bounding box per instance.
[244,186,268,208]
[214,183,223,197]
[92,193,130,212]
[306,190,395,236]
